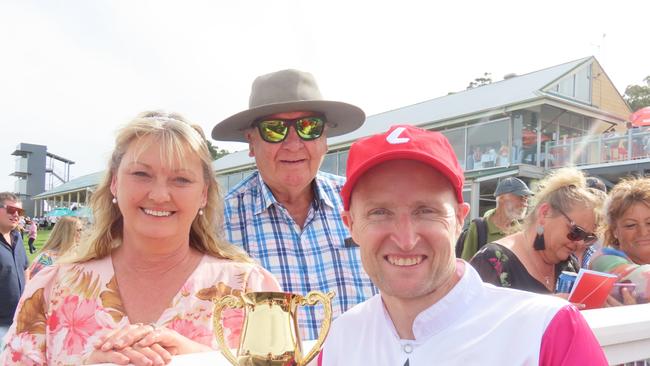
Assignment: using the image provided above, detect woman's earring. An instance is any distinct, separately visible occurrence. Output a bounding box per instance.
[534,225,546,251]
[112,197,117,204]
[198,208,204,216]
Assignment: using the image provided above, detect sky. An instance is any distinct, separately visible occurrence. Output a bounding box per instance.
[1,0,649,193]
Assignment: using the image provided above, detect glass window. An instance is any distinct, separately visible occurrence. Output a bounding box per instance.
[466,119,509,170]
[217,175,228,190]
[441,128,466,169]
[338,151,348,176]
[574,66,591,103]
[557,76,575,97]
[227,172,244,190]
[513,112,540,165]
[321,153,338,174]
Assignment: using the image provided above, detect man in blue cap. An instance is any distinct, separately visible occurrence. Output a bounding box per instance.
[460,177,532,260]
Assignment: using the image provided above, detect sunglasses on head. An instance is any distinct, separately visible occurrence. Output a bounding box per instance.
[1,204,25,216]
[557,208,597,245]
[254,115,326,143]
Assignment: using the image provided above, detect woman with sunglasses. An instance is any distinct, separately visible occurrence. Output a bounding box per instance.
[589,178,650,305]
[470,168,603,294]
[26,216,83,279]
[1,111,280,366]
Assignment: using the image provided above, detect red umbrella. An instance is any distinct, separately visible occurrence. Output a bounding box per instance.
[631,107,650,127]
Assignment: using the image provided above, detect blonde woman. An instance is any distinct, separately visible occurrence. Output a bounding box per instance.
[1,111,279,365]
[27,216,83,279]
[471,168,603,294]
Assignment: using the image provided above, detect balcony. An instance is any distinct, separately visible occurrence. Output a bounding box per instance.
[14,179,27,195]
[12,156,29,177]
[544,129,650,169]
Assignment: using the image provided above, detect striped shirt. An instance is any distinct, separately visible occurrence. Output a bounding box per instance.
[223,171,378,340]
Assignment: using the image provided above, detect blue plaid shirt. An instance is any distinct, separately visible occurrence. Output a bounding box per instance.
[223,171,378,340]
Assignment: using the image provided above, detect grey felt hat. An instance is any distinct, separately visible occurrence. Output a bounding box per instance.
[211,69,366,142]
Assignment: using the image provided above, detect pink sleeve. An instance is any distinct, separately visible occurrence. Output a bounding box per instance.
[245,265,281,292]
[539,305,608,366]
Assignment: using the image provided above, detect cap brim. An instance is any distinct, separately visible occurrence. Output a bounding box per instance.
[212,100,365,142]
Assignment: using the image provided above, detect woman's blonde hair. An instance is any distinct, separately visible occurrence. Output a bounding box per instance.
[602,177,650,247]
[64,111,251,263]
[41,216,81,254]
[524,168,604,229]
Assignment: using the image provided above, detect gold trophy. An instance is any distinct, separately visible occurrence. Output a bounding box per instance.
[213,291,334,366]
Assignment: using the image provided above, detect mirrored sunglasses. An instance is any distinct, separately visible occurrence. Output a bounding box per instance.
[557,209,597,245]
[255,116,325,143]
[1,204,25,216]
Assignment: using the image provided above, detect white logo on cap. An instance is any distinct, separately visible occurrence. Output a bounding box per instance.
[386,127,410,144]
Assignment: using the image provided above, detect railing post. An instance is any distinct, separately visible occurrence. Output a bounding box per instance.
[628,129,633,160]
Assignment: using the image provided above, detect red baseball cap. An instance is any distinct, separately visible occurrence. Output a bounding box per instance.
[341,125,465,210]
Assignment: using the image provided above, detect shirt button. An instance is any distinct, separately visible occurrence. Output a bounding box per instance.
[403,344,413,354]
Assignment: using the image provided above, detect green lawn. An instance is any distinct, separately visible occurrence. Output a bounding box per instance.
[23,228,52,263]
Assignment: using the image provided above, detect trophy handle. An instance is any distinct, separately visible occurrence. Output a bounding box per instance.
[297,291,335,366]
[213,294,244,366]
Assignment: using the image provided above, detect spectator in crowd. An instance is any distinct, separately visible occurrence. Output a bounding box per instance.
[466,146,482,170]
[590,177,650,305]
[576,176,609,268]
[212,69,377,340]
[27,216,82,279]
[26,218,38,254]
[460,177,532,260]
[471,168,603,294]
[318,125,606,365]
[18,216,26,241]
[1,111,279,365]
[0,193,28,349]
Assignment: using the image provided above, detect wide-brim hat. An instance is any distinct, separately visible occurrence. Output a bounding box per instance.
[212,69,366,142]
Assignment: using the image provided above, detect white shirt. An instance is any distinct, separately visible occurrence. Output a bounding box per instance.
[319,261,606,366]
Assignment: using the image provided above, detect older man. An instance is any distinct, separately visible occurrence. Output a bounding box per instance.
[318,125,606,365]
[0,192,29,348]
[459,176,532,260]
[212,69,377,340]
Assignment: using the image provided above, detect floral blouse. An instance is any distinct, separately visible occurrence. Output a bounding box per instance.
[1,254,280,365]
[27,250,58,280]
[470,243,578,294]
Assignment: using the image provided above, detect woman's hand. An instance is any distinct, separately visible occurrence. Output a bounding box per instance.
[136,326,212,356]
[95,323,158,351]
[605,287,638,307]
[84,344,172,366]
[551,292,586,309]
[92,323,173,365]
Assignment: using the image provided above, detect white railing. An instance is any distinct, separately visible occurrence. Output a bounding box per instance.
[583,303,650,365]
[544,129,650,169]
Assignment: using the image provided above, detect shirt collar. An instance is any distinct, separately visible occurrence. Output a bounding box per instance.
[380,260,483,342]
[253,171,335,215]
[484,208,507,235]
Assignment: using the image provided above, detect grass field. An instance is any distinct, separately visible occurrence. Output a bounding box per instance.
[23,228,52,263]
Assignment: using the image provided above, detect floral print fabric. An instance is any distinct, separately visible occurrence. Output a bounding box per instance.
[27,250,57,280]
[0,254,279,365]
[470,243,578,294]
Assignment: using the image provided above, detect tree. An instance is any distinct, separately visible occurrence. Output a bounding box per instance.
[624,76,650,111]
[206,140,230,160]
[466,72,493,90]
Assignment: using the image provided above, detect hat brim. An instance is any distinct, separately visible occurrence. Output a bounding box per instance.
[212,100,365,142]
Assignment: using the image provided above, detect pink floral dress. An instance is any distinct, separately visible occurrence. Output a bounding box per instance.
[0,254,279,365]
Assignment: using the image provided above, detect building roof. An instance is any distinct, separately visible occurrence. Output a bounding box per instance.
[33,171,105,199]
[214,56,598,172]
